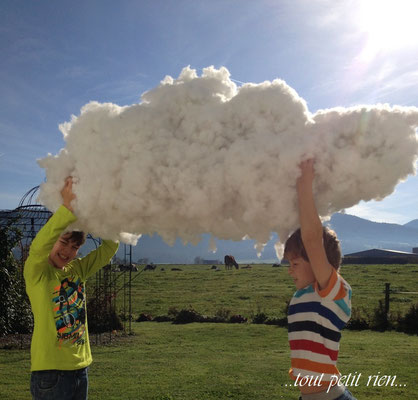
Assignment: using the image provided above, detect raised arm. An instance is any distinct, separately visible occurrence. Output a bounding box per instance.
[24,177,78,282]
[296,159,333,290]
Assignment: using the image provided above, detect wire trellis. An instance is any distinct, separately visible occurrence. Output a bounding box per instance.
[1,186,138,342]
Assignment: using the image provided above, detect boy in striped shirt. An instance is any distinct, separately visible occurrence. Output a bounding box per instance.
[284,159,356,400]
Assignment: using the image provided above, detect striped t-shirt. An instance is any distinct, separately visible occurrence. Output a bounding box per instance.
[288,268,352,384]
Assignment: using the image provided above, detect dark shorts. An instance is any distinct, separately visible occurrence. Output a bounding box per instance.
[299,388,357,400]
[30,367,88,400]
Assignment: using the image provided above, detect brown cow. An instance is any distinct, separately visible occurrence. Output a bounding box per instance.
[224,255,239,270]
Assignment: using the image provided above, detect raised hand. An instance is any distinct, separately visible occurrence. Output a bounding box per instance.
[60,176,76,213]
[297,158,315,190]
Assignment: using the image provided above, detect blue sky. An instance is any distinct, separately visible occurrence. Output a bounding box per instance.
[1,0,417,224]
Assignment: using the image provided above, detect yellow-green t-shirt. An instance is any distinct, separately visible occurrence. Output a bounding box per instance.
[24,205,119,371]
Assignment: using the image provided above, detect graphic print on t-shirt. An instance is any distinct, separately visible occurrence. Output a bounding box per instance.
[52,277,86,346]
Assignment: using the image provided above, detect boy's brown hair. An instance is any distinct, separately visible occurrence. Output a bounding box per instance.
[61,231,86,247]
[284,226,342,270]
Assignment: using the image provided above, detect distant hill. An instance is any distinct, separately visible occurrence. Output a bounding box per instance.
[2,208,418,264]
[121,213,418,263]
[404,219,418,230]
[121,233,280,265]
[326,213,418,255]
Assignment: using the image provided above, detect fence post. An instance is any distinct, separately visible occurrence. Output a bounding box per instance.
[385,283,390,315]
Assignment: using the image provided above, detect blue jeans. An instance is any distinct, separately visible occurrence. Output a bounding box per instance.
[30,368,88,400]
[299,389,357,400]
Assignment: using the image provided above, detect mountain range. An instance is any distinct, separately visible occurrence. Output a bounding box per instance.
[2,209,418,264]
[115,213,418,263]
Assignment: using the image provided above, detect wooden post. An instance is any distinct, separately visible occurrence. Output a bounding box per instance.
[385,283,390,315]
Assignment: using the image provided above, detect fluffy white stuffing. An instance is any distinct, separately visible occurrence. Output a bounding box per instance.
[38,66,418,258]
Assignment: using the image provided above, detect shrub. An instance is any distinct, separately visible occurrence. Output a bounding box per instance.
[214,307,231,322]
[252,312,268,324]
[167,306,179,318]
[370,300,393,332]
[87,296,123,334]
[0,221,33,336]
[173,307,204,324]
[265,317,287,327]
[229,314,247,324]
[346,307,370,330]
[397,303,418,335]
[137,313,153,322]
[153,315,173,322]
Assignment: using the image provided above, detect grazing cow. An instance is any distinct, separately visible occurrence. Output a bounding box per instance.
[119,263,138,272]
[224,255,239,270]
[144,264,156,271]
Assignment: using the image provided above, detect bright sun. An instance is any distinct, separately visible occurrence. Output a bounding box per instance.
[358,0,418,59]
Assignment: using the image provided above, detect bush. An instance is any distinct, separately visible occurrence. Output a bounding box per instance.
[153,315,173,322]
[346,307,370,330]
[397,303,418,334]
[265,317,287,327]
[229,314,247,324]
[137,313,153,322]
[87,296,123,334]
[173,307,204,324]
[214,307,231,322]
[0,221,33,336]
[167,306,179,319]
[252,312,268,324]
[370,300,392,332]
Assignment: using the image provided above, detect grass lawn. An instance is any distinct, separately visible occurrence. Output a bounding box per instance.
[1,263,417,399]
[1,323,417,400]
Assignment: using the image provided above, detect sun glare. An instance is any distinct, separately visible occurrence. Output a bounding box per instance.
[358,0,418,60]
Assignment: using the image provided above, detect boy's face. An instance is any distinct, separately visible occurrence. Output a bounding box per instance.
[49,233,80,270]
[287,255,316,290]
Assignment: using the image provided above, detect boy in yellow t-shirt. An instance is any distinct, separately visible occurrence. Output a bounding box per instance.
[24,177,119,400]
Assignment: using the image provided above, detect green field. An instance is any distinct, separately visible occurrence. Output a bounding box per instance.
[110,263,418,321]
[1,263,417,399]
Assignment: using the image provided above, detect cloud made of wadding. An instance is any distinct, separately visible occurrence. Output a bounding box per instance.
[38,66,418,258]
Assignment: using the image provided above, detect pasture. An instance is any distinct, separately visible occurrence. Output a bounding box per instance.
[1,263,417,399]
[111,263,418,321]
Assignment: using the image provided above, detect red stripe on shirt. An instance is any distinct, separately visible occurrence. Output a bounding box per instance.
[289,339,339,361]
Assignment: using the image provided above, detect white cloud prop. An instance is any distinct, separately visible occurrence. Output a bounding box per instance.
[38,66,418,258]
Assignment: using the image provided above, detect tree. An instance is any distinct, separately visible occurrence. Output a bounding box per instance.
[194,256,202,265]
[0,219,33,336]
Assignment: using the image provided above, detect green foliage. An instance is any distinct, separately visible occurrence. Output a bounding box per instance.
[345,302,418,335]
[137,312,153,322]
[137,307,249,324]
[173,306,204,324]
[370,300,392,331]
[0,220,33,336]
[251,311,268,324]
[214,307,231,321]
[229,314,247,323]
[167,306,179,318]
[86,296,123,334]
[346,307,370,330]
[397,303,418,334]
